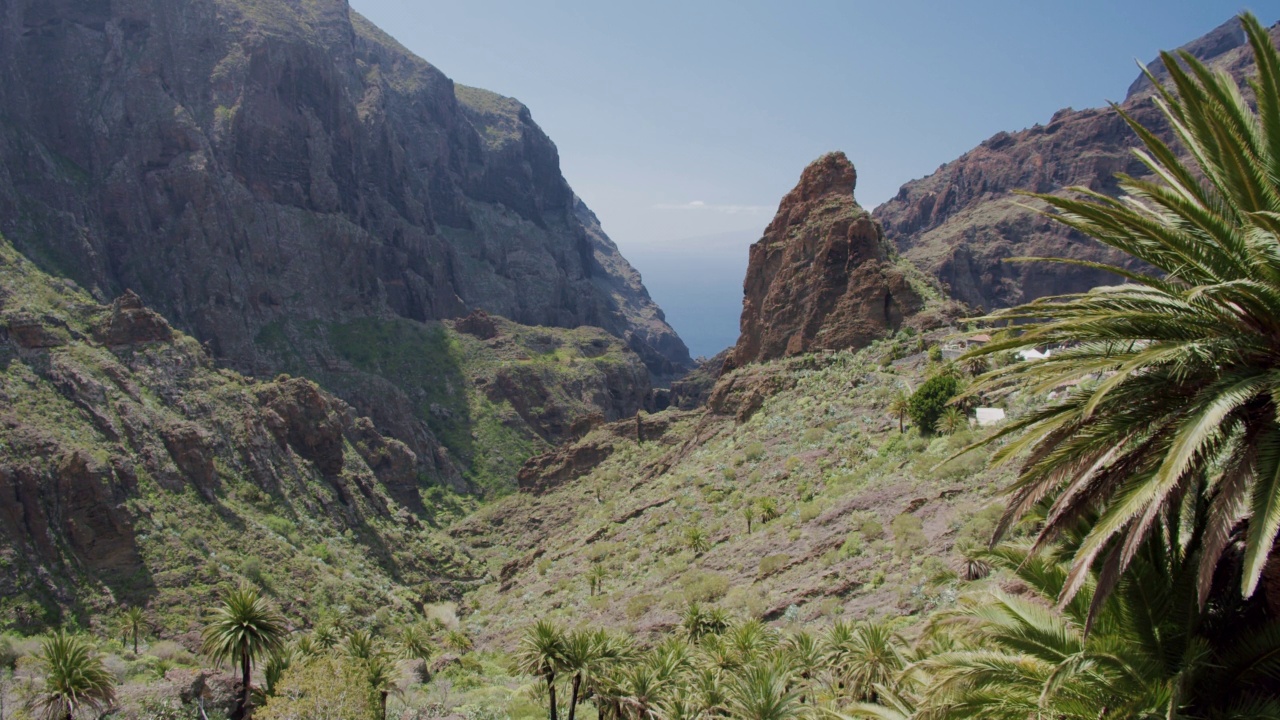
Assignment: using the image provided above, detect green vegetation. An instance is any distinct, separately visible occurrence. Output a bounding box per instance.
[32,631,116,720]
[201,587,287,719]
[962,12,1280,613]
[906,373,960,434]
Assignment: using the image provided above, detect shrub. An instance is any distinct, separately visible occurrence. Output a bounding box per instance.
[757,554,790,578]
[891,514,927,557]
[536,558,552,576]
[722,467,737,482]
[802,427,825,445]
[860,518,885,541]
[681,572,730,603]
[257,655,378,720]
[908,374,962,434]
[625,594,657,620]
[744,442,766,462]
[840,533,865,558]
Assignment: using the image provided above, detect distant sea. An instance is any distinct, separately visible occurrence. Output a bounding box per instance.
[622,228,759,361]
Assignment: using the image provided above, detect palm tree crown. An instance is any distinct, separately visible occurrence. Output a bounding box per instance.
[201,587,287,719]
[961,13,1280,610]
[32,631,116,720]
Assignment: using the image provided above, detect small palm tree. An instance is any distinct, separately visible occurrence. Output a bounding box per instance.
[31,631,116,720]
[936,407,967,435]
[726,661,804,720]
[959,354,989,378]
[757,497,780,523]
[887,389,911,434]
[442,629,472,653]
[344,629,376,661]
[364,652,400,720]
[201,587,287,720]
[514,621,567,720]
[586,564,608,597]
[561,629,606,720]
[743,504,756,534]
[684,526,710,554]
[123,606,145,654]
[311,624,340,650]
[398,624,433,680]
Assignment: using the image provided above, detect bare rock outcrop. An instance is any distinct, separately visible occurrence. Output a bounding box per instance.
[728,152,923,370]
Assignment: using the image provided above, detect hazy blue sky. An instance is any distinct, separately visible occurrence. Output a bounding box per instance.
[350,1,1270,357]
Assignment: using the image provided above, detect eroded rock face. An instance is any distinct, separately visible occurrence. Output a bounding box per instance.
[874,19,1280,310]
[0,238,456,629]
[0,0,689,467]
[728,152,923,369]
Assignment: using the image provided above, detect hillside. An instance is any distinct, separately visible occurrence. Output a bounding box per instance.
[0,227,664,636]
[448,333,1017,650]
[873,18,1280,310]
[0,0,689,489]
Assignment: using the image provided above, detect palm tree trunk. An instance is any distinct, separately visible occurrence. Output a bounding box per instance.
[380,690,388,720]
[232,648,251,720]
[132,627,138,654]
[568,674,582,720]
[548,675,558,720]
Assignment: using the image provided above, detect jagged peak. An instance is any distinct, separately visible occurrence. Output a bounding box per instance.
[788,151,858,204]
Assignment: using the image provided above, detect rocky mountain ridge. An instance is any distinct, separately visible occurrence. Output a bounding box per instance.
[873,18,1280,310]
[0,0,688,484]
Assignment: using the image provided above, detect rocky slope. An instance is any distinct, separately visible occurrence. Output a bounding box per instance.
[449,332,1014,647]
[727,152,953,370]
[874,18,1280,310]
[0,232,484,633]
[0,0,689,482]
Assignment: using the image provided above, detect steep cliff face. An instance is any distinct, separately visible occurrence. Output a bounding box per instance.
[0,234,479,631]
[0,0,689,475]
[727,152,935,369]
[874,19,1280,310]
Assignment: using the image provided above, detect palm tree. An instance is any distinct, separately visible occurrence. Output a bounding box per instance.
[586,564,608,597]
[364,652,399,720]
[743,504,756,534]
[906,532,1280,718]
[442,629,472,653]
[344,628,377,661]
[201,586,287,720]
[31,631,116,720]
[684,526,710,554]
[399,624,433,681]
[514,620,567,720]
[757,498,780,523]
[959,355,989,379]
[561,629,606,720]
[936,407,967,435]
[887,389,911,434]
[123,606,145,654]
[311,624,340,650]
[958,13,1280,613]
[726,661,804,720]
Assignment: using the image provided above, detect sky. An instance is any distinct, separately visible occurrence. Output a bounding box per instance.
[351,1,1272,358]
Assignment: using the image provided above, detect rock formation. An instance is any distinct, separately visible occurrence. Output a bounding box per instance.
[874,18,1280,310]
[0,234,478,629]
[0,0,690,478]
[727,152,926,369]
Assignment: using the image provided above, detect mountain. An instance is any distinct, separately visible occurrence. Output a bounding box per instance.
[0,0,689,487]
[873,18,1280,310]
[726,152,957,371]
[0,232,489,632]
